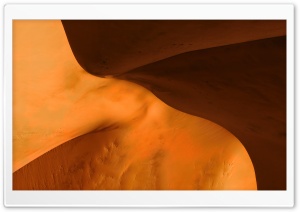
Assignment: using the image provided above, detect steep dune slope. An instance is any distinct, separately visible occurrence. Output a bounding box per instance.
[117,36,286,190]
[14,93,256,190]
[13,20,285,190]
[62,20,285,76]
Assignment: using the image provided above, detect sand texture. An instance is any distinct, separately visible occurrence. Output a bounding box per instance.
[13,20,285,190]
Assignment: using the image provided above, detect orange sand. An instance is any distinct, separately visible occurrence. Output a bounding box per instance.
[13,20,256,190]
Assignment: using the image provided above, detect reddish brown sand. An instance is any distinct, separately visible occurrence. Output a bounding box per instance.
[13,20,285,190]
[117,36,286,190]
[62,20,285,76]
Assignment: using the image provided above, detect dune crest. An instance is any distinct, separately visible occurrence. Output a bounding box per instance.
[13,20,286,190]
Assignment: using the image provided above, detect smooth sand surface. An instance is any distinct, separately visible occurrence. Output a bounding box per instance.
[61,20,286,190]
[117,36,286,190]
[14,90,257,190]
[12,20,285,190]
[62,20,285,76]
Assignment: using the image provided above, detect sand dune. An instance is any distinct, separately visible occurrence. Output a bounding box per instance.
[117,36,286,190]
[13,20,285,190]
[14,94,257,190]
[62,20,285,76]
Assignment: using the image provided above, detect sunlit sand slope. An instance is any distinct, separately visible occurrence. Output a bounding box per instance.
[13,20,285,190]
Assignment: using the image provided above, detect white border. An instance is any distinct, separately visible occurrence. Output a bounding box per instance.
[3,4,294,207]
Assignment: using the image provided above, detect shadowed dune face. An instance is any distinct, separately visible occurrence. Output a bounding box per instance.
[13,20,285,190]
[61,20,285,76]
[117,36,286,190]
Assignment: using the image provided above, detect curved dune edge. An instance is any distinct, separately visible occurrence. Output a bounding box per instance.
[12,20,285,190]
[13,98,257,190]
[61,20,286,76]
[115,36,286,190]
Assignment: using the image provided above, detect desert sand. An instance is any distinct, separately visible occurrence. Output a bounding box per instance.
[13,20,285,190]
